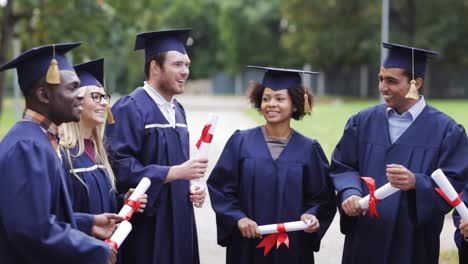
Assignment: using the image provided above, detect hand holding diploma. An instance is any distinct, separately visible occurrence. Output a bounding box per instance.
[118,177,151,220]
[386,164,416,190]
[91,213,125,240]
[358,176,400,218]
[459,219,468,238]
[124,188,148,213]
[238,217,261,239]
[431,168,468,220]
[300,214,319,233]
[189,184,206,208]
[343,195,365,217]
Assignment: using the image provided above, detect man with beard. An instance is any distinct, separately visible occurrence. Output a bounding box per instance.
[0,43,118,264]
[329,42,468,264]
[105,29,207,264]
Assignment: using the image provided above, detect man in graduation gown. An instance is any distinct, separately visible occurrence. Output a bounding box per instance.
[330,42,468,264]
[0,43,118,263]
[105,29,207,264]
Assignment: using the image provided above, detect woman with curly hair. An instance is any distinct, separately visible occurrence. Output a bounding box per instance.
[207,66,336,264]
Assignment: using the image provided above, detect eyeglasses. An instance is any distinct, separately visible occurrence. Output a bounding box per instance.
[90,92,111,103]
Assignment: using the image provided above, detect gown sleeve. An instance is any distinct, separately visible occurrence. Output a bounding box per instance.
[303,141,337,251]
[414,123,468,224]
[330,114,364,202]
[0,141,110,264]
[207,130,247,246]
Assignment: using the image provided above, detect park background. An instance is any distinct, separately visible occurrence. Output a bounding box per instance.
[1,1,467,263]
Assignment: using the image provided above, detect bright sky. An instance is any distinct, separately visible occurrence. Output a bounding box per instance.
[0,0,7,7]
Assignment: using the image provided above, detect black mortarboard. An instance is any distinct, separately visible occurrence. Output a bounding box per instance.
[74,58,104,87]
[382,42,438,78]
[247,65,319,90]
[134,29,191,62]
[0,42,80,95]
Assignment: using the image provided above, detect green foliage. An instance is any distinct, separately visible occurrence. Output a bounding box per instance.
[217,0,301,74]
[281,0,381,71]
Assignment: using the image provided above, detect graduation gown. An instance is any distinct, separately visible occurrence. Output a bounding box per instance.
[207,127,337,264]
[0,121,110,264]
[330,104,468,264]
[62,147,117,229]
[105,87,198,264]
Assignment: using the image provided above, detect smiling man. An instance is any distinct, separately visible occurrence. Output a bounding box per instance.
[105,29,207,264]
[0,43,117,264]
[329,42,468,264]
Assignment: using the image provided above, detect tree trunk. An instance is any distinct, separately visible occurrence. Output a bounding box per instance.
[0,0,16,115]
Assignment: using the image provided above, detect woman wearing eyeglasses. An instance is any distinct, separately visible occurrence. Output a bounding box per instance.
[59,58,146,239]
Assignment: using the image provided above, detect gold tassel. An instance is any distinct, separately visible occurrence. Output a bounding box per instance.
[106,106,115,124]
[304,93,311,113]
[46,58,60,84]
[46,45,60,84]
[405,80,419,100]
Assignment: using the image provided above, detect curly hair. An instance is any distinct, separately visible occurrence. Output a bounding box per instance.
[247,80,313,120]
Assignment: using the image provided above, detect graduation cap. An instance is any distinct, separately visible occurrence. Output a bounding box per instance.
[0,42,81,95]
[74,58,114,124]
[74,58,104,87]
[383,42,438,100]
[134,29,191,62]
[247,65,319,113]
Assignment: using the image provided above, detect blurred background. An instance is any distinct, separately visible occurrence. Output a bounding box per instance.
[1,1,467,262]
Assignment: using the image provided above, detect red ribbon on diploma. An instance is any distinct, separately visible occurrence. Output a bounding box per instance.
[124,199,141,221]
[256,223,290,256]
[361,177,380,218]
[195,124,213,149]
[434,188,463,207]
[105,239,118,250]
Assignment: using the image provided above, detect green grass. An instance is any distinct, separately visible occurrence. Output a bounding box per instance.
[0,98,24,139]
[246,97,468,159]
[439,249,459,264]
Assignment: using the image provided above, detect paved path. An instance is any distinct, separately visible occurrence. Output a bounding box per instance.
[177,94,457,264]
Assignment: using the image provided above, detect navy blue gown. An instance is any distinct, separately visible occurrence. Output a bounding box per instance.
[207,127,337,264]
[0,121,110,263]
[62,145,117,226]
[330,104,468,264]
[105,87,198,264]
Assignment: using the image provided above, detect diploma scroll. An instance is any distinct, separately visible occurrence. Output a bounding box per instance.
[258,220,310,235]
[118,177,151,220]
[257,220,312,256]
[431,169,468,220]
[105,220,132,250]
[190,114,219,196]
[359,183,399,209]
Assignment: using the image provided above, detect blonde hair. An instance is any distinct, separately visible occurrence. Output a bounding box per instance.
[59,87,116,192]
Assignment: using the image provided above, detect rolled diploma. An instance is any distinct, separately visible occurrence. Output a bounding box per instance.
[431,168,468,220]
[107,220,132,249]
[191,115,219,193]
[195,114,219,159]
[359,183,399,209]
[118,177,151,218]
[258,221,309,235]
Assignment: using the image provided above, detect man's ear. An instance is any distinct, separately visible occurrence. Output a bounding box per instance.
[35,86,50,104]
[415,77,424,91]
[151,60,161,76]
